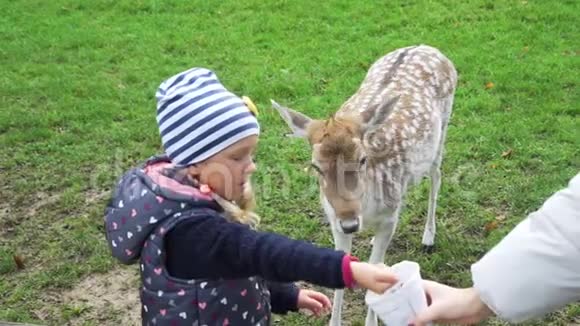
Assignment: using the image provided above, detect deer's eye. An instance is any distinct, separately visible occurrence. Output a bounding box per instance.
[311,163,323,175]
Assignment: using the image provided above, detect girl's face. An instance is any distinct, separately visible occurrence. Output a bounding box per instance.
[188,135,258,203]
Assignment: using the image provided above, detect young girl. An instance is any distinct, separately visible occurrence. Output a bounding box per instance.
[104,67,397,326]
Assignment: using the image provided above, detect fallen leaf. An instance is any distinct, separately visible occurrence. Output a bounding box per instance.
[485,82,495,90]
[13,255,25,270]
[495,214,507,221]
[484,220,499,233]
[501,148,513,158]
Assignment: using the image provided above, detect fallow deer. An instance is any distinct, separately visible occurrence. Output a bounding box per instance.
[272,45,457,326]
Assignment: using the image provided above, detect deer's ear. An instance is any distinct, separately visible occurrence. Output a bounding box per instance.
[271,99,313,138]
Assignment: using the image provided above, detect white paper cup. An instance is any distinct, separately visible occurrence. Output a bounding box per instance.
[365,261,431,326]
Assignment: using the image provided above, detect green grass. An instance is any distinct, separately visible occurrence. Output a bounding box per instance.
[0,0,578,325]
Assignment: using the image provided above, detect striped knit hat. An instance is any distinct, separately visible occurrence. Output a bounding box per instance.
[155,68,260,166]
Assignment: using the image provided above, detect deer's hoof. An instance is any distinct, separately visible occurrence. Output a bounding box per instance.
[422,244,435,254]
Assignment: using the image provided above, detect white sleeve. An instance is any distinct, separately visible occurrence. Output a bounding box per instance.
[471,173,580,323]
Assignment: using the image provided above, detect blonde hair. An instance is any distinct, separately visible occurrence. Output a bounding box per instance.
[212,182,260,229]
[165,165,261,229]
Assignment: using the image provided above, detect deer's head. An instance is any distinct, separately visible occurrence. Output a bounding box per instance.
[272,98,398,234]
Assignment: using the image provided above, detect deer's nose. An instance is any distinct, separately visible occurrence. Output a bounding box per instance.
[339,218,360,234]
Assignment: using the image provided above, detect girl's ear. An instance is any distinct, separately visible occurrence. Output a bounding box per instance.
[187,164,201,179]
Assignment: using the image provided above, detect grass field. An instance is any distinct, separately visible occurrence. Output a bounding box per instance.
[0,0,578,325]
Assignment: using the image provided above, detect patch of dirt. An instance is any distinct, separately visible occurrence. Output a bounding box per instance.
[0,205,17,241]
[25,192,62,217]
[1,189,110,239]
[59,266,141,326]
[84,189,111,205]
[0,192,63,240]
[0,202,10,223]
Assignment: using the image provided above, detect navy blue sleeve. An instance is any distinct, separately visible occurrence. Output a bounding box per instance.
[267,282,299,314]
[165,213,346,289]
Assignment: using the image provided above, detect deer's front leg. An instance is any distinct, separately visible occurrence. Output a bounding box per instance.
[365,218,399,326]
[329,219,353,326]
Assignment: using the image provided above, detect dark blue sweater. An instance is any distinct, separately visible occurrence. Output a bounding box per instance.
[165,214,347,314]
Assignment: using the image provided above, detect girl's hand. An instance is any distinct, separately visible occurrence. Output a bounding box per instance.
[297,289,332,317]
[411,281,494,325]
[351,262,399,294]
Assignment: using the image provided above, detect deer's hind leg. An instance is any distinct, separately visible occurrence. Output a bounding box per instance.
[422,96,453,250]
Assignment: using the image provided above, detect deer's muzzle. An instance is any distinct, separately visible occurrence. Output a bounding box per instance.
[339,217,360,234]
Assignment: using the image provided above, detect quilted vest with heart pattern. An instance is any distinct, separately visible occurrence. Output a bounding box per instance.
[104,155,271,326]
[140,209,271,326]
